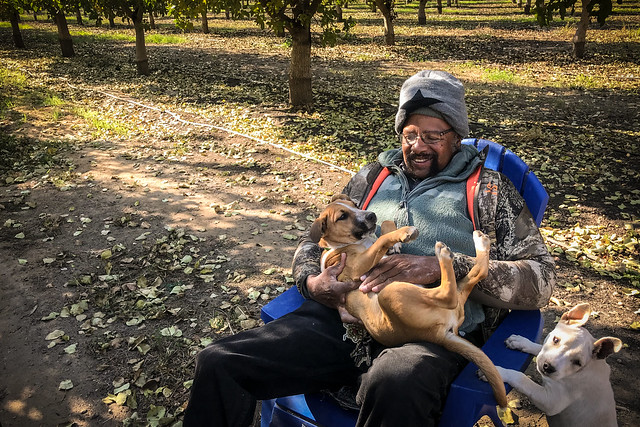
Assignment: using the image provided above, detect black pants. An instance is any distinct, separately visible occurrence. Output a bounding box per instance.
[183,299,466,427]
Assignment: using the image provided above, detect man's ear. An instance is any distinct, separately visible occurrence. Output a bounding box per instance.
[331,193,351,203]
[593,337,623,360]
[561,303,591,327]
[309,216,326,244]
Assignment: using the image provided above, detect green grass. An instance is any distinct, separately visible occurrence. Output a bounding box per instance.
[146,34,188,44]
[71,30,187,44]
[0,22,33,29]
[43,94,64,107]
[74,107,129,135]
[484,69,518,83]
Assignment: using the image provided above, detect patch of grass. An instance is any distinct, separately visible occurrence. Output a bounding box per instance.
[43,94,64,107]
[72,30,135,43]
[146,34,188,44]
[484,68,517,83]
[0,67,28,90]
[571,73,598,89]
[73,107,129,136]
[0,22,32,29]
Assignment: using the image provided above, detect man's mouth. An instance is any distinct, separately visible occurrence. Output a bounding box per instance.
[409,153,435,165]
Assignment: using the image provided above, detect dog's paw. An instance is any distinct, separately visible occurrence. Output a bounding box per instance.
[472,230,490,252]
[399,226,419,243]
[505,334,528,350]
[477,366,508,382]
[387,242,402,255]
[435,242,451,261]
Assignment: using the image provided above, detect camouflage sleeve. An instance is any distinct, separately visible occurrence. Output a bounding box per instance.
[453,171,556,310]
[292,165,377,298]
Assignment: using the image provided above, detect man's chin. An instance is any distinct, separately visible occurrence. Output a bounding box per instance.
[407,161,435,179]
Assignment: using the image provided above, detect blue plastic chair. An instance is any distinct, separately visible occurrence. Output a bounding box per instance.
[260,139,548,427]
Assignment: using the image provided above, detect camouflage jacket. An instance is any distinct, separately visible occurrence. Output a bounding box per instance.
[292,149,556,341]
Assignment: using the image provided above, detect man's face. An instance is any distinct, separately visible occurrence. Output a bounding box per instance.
[401,114,460,180]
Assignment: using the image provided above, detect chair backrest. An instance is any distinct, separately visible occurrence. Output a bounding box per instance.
[462,138,548,226]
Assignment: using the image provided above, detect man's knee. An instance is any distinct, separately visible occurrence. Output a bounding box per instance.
[194,343,227,378]
[359,343,463,399]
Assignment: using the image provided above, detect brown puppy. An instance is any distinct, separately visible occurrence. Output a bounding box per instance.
[310,194,507,408]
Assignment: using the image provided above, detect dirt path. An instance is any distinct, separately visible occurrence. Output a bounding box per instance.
[1,93,638,427]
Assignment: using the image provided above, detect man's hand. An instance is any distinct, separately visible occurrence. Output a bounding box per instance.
[306,253,360,323]
[359,254,441,293]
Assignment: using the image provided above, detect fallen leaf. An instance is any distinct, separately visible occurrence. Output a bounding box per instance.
[46,329,66,340]
[59,380,74,391]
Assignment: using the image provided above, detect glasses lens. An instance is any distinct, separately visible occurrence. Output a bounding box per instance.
[403,133,418,144]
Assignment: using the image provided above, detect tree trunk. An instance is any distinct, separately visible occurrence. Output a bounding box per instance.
[75,6,83,25]
[133,7,149,75]
[436,0,443,14]
[418,0,427,24]
[336,4,343,22]
[54,11,75,57]
[149,12,156,29]
[201,11,209,34]
[572,0,590,58]
[288,24,313,107]
[374,0,395,45]
[524,0,532,14]
[10,9,25,48]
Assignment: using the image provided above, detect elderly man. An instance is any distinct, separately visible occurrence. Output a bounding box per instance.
[184,70,556,426]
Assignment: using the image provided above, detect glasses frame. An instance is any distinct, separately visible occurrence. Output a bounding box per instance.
[401,128,455,146]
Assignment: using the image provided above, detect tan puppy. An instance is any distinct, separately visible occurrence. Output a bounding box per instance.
[310,194,507,408]
[492,303,622,426]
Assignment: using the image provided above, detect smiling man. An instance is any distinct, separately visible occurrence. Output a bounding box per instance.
[183,70,555,427]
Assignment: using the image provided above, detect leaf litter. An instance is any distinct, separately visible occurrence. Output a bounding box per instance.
[1,7,640,426]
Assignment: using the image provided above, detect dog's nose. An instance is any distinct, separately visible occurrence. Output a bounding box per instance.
[542,362,556,375]
[365,212,376,222]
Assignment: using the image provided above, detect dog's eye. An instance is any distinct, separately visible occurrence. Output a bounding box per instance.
[572,359,582,367]
[552,336,560,345]
[337,212,348,221]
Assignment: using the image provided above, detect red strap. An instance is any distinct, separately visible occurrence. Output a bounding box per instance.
[466,166,482,230]
[362,167,391,209]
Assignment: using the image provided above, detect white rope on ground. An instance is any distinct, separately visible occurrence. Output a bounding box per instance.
[67,83,356,176]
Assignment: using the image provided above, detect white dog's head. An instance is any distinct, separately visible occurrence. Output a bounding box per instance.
[536,303,622,380]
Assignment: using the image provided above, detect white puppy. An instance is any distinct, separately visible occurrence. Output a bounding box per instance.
[494,303,622,427]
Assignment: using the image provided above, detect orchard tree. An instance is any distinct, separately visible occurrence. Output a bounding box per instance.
[373,0,395,44]
[250,0,352,107]
[169,0,242,33]
[0,0,26,48]
[29,0,76,56]
[534,0,619,58]
[95,0,157,74]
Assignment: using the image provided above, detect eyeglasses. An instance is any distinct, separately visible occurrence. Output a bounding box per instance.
[401,128,454,146]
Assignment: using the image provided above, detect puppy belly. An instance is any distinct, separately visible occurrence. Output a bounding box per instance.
[345,291,398,345]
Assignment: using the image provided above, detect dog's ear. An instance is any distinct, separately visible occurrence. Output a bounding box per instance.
[561,303,591,327]
[330,193,351,203]
[309,216,326,244]
[592,337,623,360]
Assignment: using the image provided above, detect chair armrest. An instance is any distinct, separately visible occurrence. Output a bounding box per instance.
[261,286,306,324]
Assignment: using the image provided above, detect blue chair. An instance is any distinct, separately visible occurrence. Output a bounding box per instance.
[260,139,548,427]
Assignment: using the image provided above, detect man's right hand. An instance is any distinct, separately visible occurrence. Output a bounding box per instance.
[306,253,361,323]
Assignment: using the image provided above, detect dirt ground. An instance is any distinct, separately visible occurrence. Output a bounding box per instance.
[0,93,639,427]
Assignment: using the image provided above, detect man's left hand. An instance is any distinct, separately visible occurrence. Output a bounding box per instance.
[359,254,441,293]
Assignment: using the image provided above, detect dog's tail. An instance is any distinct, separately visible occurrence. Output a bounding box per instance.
[441,332,508,408]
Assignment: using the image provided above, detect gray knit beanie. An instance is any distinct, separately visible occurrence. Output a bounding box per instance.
[394,70,469,138]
